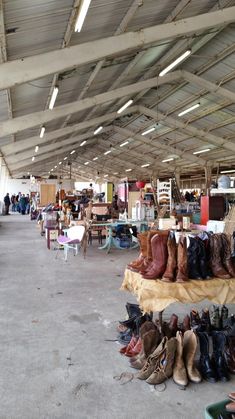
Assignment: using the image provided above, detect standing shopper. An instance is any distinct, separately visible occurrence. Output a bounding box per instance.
[3,193,11,215]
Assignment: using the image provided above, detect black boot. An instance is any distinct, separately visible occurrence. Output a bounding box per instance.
[190,309,201,330]
[197,331,217,383]
[211,331,230,382]
[211,305,221,330]
[126,302,142,318]
[196,237,211,279]
[187,237,202,279]
[201,308,211,333]
[221,305,229,329]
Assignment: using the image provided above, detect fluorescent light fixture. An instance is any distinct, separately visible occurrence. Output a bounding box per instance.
[59,161,62,165]
[220,169,235,174]
[27,172,30,175]
[75,0,91,32]
[142,127,155,136]
[84,161,89,165]
[51,169,53,172]
[64,157,68,160]
[70,150,75,154]
[141,163,150,168]
[49,86,59,110]
[178,103,200,117]
[117,99,133,114]
[120,141,129,147]
[193,148,210,155]
[113,172,118,175]
[80,140,87,147]
[32,156,35,161]
[125,169,132,172]
[39,126,45,138]
[93,157,98,161]
[159,50,191,77]
[94,126,103,135]
[162,158,174,163]
[54,165,57,169]
[35,145,39,153]
[104,150,111,155]
[104,174,108,177]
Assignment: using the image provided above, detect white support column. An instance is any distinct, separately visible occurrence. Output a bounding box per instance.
[0,7,234,90]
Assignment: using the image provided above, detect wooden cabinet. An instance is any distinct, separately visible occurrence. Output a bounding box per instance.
[200,196,225,225]
[40,184,56,206]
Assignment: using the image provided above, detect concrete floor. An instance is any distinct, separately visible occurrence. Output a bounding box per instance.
[0,213,234,419]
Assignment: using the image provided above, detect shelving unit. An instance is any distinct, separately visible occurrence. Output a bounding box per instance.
[157,180,172,211]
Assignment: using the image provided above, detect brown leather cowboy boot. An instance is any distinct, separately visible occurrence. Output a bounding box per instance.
[175,236,189,282]
[209,234,231,279]
[162,233,177,282]
[142,234,168,280]
[129,232,148,271]
[221,233,235,277]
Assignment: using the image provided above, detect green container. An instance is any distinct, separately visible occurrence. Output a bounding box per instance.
[205,399,230,419]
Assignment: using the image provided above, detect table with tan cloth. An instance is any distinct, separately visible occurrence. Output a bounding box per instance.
[121,268,235,313]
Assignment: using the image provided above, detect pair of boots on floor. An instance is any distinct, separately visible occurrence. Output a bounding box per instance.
[122,320,201,387]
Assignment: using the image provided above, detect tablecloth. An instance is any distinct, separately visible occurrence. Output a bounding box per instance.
[121,268,235,313]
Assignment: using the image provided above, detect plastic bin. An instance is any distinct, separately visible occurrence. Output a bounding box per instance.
[204,399,230,419]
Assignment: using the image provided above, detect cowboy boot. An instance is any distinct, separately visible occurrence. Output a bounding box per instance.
[175,236,189,282]
[221,305,229,329]
[136,337,168,380]
[125,302,142,318]
[211,305,221,330]
[146,337,177,384]
[128,232,148,271]
[197,331,217,383]
[196,237,211,279]
[173,331,188,387]
[211,330,230,382]
[140,230,169,274]
[125,336,142,357]
[162,233,177,282]
[224,335,235,374]
[142,234,168,280]
[119,335,138,354]
[181,314,191,333]
[187,236,202,279]
[221,233,235,277]
[183,330,201,383]
[131,328,161,369]
[190,309,201,330]
[209,235,231,279]
[201,308,211,333]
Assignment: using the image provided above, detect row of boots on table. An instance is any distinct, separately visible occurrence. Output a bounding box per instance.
[118,303,235,387]
[128,230,235,281]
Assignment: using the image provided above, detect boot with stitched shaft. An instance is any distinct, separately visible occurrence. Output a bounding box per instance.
[211,330,230,382]
[142,234,168,280]
[140,230,169,274]
[131,328,161,369]
[183,330,201,383]
[146,337,177,384]
[173,331,188,387]
[209,234,230,279]
[162,233,177,282]
[176,236,189,282]
[197,331,217,383]
[221,233,235,277]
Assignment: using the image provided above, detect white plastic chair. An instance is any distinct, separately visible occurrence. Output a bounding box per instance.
[57,225,86,261]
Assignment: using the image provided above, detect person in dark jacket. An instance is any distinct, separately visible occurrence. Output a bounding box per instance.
[4,193,11,215]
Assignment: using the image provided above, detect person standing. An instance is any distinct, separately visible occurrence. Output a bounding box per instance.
[4,193,11,215]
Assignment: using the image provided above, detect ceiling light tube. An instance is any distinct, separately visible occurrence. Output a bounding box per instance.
[80,140,87,147]
[39,126,45,138]
[75,0,91,32]
[141,163,150,168]
[59,161,62,165]
[162,158,174,163]
[51,169,53,171]
[113,172,118,175]
[35,146,39,153]
[125,169,132,172]
[94,126,103,135]
[220,169,235,174]
[49,86,59,110]
[104,150,111,155]
[70,150,75,154]
[120,141,129,147]
[178,103,200,117]
[93,157,98,161]
[64,157,68,160]
[104,174,108,177]
[142,127,155,136]
[84,161,89,165]
[32,156,35,162]
[54,165,57,169]
[193,148,210,155]
[159,50,191,77]
[117,99,133,114]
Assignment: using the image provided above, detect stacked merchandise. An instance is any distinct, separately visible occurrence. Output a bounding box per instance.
[117,303,235,388]
[128,231,235,281]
